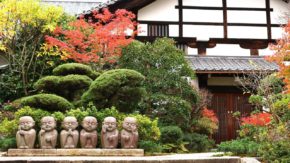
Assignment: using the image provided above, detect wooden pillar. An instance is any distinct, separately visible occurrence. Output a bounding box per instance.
[250,49,259,56]
[178,0,183,38]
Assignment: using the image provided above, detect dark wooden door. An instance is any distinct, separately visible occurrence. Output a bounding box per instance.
[210,93,253,144]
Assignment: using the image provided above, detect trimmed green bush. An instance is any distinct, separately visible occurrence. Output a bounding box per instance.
[150,94,192,130]
[34,75,92,102]
[183,133,215,152]
[53,63,100,80]
[21,94,74,112]
[218,138,260,156]
[0,137,16,151]
[138,140,162,154]
[160,126,183,144]
[82,69,146,112]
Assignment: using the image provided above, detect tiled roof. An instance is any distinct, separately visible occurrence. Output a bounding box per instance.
[42,0,105,15]
[81,0,120,15]
[186,56,279,73]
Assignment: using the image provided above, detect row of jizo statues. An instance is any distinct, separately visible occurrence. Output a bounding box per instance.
[16,116,138,149]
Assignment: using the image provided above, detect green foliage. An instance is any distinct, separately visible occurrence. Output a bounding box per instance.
[53,63,100,80]
[21,94,74,112]
[82,69,146,113]
[192,117,219,135]
[119,38,198,104]
[60,106,160,142]
[138,140,162,154]
[0,0,65,99]
[258,140,290,163]
[160,126,183,144]
[183,133,215,152]
[273,94,290,121]
[218,138,260,156]
[0,137,16,151]
[34,75,93,101]
[65,108,89,122]
[150,94,191,130]
[14,106,50,128]
[248,95,263,106]
[258,74,284,95]
[0,118,18,137]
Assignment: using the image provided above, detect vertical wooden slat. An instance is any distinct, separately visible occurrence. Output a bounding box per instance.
[222,0,228,39]
[265,0,272,40]
[178,0,183,37]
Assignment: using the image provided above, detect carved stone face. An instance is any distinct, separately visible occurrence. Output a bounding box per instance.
[41,116,56,131]
[103,117,117,132]
[82,116,97,132]
[62,116,78,130]
[19,116,35,131]
[122,117,137,132]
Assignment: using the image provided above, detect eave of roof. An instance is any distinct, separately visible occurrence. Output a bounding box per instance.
[186,55,279,74]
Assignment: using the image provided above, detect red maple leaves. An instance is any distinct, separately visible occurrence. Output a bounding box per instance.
[45,8,137,66]
[202,108,219,124]
[241,112,272,126]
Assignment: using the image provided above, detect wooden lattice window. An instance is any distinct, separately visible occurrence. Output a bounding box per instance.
[148,24,169,37]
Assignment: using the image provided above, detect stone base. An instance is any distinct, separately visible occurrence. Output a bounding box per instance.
[7,149,144,156]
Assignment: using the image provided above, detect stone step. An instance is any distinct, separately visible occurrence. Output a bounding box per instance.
[7,149,144,156]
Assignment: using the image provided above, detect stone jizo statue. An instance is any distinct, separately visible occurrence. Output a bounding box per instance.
[16,116,36,149]
[80,116,98,148]
[39,116,58,149]
[60,116,79,148]
[101,117,119,148]
[121,117,138,149]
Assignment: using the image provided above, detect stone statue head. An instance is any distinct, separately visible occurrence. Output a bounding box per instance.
[41,116,56,131]
[62,116,78,130]
[102,117,117,132]
[19,116,35,131]
[122,117,137,132]
[81,116,97,132]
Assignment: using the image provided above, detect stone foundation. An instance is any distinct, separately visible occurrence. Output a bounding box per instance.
[7,149,144,156]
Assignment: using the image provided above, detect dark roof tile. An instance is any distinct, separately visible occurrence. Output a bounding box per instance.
[186,56,279,73]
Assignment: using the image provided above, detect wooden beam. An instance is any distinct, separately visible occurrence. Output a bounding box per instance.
[250,49,259,56]
[175,6,273,11]
[265,0,272,40]
[223,0,228,39]
[178,0,183,38]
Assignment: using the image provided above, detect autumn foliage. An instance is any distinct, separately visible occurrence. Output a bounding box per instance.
[241,112,272,126]
[202,108,219,124]
[267,20,290,94]
[45,8,137,67]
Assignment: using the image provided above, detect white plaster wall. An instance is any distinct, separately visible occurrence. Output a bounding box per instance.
[183,0,222,7]
[207,44,251,56]
[169,25,179,37]
[138,0,179,21]
[228,26,268,39]
[227,11,267,24]
[183,25,223,39]
[183,10,223,23]
[227,0,265,8]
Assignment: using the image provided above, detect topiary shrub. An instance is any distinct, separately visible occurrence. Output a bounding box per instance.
[150,94,192,130]
[160,126,183,144]
[138,140,162,154]
[34,75,92,102]
[0,137,16,151]
[53,63,100,80]
[183,133,215,152]
[82,69,146,113]
[218,138,260,156]
[21,94,74,112]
